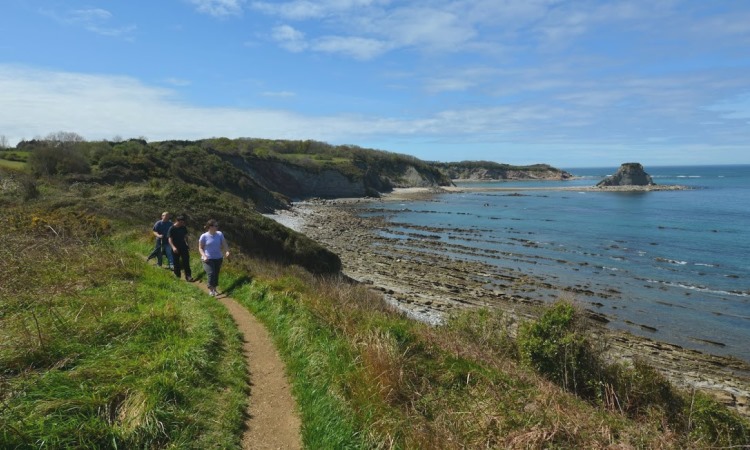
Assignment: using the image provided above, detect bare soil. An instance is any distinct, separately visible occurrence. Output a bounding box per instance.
[194,280,302,449]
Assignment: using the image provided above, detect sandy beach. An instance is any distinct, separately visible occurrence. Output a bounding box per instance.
[265,187,750,417]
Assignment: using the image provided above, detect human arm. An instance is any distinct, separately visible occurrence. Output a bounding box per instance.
[222,235,230,259]
[168,228,178,254]
[199,235,207,262]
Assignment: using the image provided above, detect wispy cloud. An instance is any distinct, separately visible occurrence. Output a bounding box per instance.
[271,25,307,52]
[0,64,740,146]
[41,8,137,39]
[311,36,390,60]
[262,91,296,98]
[188,0,245,17]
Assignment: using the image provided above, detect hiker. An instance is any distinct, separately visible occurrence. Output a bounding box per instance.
[198,219,230,297]
[146,211,174,269]
[168,215,193,281]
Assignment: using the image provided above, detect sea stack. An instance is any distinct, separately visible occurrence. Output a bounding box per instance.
[597,162,655,187]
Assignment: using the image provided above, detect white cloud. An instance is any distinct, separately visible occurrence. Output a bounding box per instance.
[0,65,385,144]
[262,91,296,98]
[0,65,556,145]
[271,25,308,52]
[375,7,476,50]
[0,64,747,167]
[251,0,389,20]
[40,8,137,38]
[188,0,245,17]
[251,1,325,20]
[311,36,390,60]
[69,8,113,22]
[424,77,475,93]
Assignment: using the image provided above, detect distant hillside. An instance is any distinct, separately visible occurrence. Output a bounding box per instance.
[1,137,572,272]
[434,161,573,181]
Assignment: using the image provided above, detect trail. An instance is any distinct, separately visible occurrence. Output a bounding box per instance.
[191,272,303,449]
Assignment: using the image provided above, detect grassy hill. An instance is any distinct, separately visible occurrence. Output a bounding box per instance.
[1,140,749,448]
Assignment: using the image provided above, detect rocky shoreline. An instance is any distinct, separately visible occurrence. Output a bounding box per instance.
[266,186,749,417]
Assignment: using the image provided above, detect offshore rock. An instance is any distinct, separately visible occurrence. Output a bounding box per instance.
[597,162,655,187]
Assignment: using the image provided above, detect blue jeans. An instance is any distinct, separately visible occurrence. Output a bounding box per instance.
[147,238,173,266]
[203,258,223,289]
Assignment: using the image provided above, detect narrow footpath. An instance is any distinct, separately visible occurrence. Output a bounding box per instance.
[194,279,303,449]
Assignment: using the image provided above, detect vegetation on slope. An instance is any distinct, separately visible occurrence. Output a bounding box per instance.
[2,136,748,448]
[223,259,749,448]
[0,206,246,448]
[433,160,573,180]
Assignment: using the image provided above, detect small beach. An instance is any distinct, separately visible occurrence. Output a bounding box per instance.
[266,184,750,417]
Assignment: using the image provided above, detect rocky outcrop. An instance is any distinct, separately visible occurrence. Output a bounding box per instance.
[596,163,655,187]
[435,162,573,181]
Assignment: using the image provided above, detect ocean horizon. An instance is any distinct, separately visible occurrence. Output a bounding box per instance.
[368,164,750,361]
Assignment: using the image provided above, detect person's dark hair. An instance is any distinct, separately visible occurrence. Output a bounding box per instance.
[204,219,219,231]
[175,215,186,222]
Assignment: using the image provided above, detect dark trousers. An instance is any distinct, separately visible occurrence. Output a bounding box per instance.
[147,238,173,266]
[203,258,223,289]
[172,247,191,279]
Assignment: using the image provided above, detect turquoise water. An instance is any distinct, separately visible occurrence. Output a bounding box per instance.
[371,165,750,360]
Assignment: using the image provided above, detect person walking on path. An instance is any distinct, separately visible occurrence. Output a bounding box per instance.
[146,211,174,269]
[168,215,193,281]
[198,219,230,297]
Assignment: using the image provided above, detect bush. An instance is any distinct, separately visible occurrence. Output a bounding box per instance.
[689,392,749,446]
[603,359,684,420]
[28,144,90,176]
[517,301,601,396]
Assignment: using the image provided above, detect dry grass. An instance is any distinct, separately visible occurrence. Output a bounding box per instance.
[233,261,750,448]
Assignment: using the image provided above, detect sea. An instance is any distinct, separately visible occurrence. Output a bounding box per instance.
[368,165,750,361]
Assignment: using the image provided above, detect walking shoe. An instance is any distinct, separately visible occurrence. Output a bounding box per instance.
[186,277,194,282]
[209,289,216,297]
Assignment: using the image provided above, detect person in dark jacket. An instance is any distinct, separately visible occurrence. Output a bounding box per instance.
[168,215,193,281]
[146,211,174,269]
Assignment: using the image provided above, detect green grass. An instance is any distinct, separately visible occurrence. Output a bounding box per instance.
[214,256,750,449]
[0,158,26,171]
[0,211,246,449]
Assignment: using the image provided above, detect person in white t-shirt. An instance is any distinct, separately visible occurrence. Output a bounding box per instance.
[198,219,230,296]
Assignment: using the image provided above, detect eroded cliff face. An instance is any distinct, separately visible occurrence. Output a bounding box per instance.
[597,163,655,187]
[450,168,573,181]
[223,155,450,200]
[217,152,573,205]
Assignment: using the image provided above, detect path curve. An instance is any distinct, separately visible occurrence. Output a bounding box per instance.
[196,281,303,449]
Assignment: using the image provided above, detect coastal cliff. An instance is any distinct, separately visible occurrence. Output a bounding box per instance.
[433,161,573,181]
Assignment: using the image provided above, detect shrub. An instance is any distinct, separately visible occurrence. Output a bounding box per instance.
[688,392,749,446]
[28,144,90,176]
[603,359,684,421]
[517,301,601,396]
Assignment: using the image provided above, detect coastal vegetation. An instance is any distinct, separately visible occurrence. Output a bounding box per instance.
[1,134,748,448]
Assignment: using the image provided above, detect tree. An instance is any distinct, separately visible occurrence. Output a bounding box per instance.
[0,135,8,150]
[27,132,90,176]
[45,131,85,145]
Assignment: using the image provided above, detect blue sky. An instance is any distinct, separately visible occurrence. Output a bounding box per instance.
[1,0,749,167]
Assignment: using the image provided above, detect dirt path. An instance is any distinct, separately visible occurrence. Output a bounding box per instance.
[194,280,303,449]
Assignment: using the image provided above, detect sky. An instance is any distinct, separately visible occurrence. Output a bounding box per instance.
[1,0,749,167]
